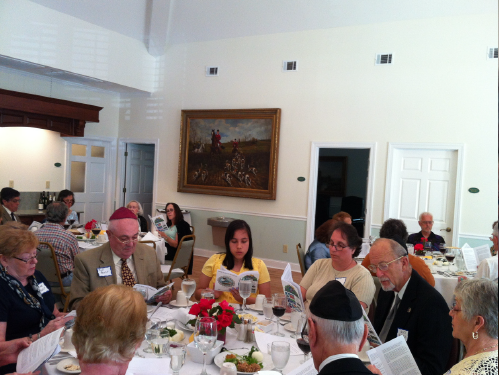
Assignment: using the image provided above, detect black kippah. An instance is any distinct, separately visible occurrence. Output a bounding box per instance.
[309,280,363,321]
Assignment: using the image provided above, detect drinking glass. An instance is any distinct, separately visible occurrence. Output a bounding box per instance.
[170,343,186,375]
[151,331,169,358]
[424,240,432,253]
[91,222,101,244]
[272,293,286,337]
[143,327,159,353]
[444,248,456,270]
[296,316,310,363]
[262,297,273,321]
[271,341,290,374]
[201,291,215,300]
[237,279,252,313]
[194,317,217,375]
[181,278,196,302]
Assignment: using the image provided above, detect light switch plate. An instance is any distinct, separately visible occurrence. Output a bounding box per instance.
[9,180,14,188]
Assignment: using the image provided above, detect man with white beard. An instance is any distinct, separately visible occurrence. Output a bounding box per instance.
[369,238,452,375]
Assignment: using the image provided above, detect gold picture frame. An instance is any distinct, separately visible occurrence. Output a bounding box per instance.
[178,108,281,200]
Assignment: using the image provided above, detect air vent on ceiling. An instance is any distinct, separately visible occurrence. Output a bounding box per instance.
[206,66,219,76]
[282,61,297,72]
[488,47,498,59]
[375,53,393,65]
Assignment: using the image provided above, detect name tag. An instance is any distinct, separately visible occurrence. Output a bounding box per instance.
[38,282,49,294]
[335,277,346,285]
[397,328,409,341]
[97,266,112,277]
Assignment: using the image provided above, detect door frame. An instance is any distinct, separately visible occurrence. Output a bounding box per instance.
[117,137,160,214]
[63,136,117,223]
[384,142,464,246]
[306,142,377,247]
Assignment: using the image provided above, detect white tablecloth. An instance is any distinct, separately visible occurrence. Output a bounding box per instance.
[433,272,459,308]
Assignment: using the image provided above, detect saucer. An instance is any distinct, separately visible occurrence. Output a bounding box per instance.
[169,300,195,307]
[247,304,263,311]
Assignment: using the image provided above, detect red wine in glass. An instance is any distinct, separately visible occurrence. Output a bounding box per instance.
[272,306,285,317]
[68,219,76,225]
[63,224,70,230]
[445,254,455,262]
[296,338,310,354]
[91,228,101,236]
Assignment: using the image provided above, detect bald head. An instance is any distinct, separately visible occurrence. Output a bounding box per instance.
[369,238,411,292]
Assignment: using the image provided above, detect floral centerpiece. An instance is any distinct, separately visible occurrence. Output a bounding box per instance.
[414,242,425,256]
[188,299,241,340]
[84,220,98,238]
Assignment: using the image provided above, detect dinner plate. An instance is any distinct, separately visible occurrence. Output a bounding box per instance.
[169,300,195,308]
[176,320,195,332]
[214,349,273,374]
[280,313,291,322]
[76,237,94,242]
[247,304,263,312]
[56,358,81,374]
[283,322,296,332]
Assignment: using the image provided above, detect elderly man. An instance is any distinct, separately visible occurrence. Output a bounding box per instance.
[1,187,21,224]
[35,202,80,286]
[370,238,452,375]
[307,280,371,375]
[407,212,445,252]
[69,207,171,309]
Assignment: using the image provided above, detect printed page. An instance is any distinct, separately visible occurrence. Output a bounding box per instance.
[461,243,478,271]
[214,268,259,292]
[126,357,170,375]
[17,327,65,373]
[149,214,169,232]
[281,263,304,312]
[285,358,318,375]
[367,336,421,375]
[134,284,159,299]
[474,245,492,264]
[362,308,382,347]
[254,331,303,356]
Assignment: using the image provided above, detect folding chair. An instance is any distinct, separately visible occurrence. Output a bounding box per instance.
[162,234,196,282]
[296,243,306,276]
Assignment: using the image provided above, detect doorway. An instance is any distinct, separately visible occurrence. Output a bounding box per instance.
[307,142,377,247]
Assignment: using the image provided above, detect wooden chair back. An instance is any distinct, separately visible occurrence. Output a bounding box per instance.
[139,240,157,250]
[296,243,306,276]
[165,234,196,281]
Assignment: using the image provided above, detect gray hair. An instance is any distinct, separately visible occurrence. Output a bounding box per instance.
[373,238,410,263]
[46,202,68,223]
[306,309,364,346]
[419,212,433,221]
[454,279,498,339]
[492,221,498,237]
[126,200,143,216]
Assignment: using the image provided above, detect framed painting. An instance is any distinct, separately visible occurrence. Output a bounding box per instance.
[178,108,281,200]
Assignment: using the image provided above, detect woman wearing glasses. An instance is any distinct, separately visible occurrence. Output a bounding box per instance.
[57,189,79,226]
[300,222,375,310]
[157,203,192,267]
[0,222,71,374]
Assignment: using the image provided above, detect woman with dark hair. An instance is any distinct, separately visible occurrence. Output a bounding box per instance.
[195,220,271,304]
[300,222,375,310]
[57,189,79,225]
[157,203,192,263]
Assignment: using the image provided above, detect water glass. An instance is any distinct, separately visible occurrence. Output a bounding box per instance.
[237,279,252,313]
[169,343,186,375]
[151,336,169,358]
[271,341,290,373]
[143,328,159,353]
[201,291,215,300]
[194,317,217,375]
[262,297,273,321]
[182,278,197,301]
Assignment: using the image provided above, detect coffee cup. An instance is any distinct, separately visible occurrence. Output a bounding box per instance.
[290,311,301,330]
[176,291,187,306]
[62,328,75,351]
[254,294,265,310]
[97,234,107,243]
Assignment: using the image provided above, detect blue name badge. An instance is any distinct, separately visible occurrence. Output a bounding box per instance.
[97,266,112,277]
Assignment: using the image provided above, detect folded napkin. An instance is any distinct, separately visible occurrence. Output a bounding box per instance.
[141,232,160,242]
[175,308,196,325]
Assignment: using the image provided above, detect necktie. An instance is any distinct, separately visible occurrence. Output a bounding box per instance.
[11,212,15,221]
[379,294,401,343]
[121,258,136,287]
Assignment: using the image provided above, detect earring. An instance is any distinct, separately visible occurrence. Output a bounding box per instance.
[472,331,479,340]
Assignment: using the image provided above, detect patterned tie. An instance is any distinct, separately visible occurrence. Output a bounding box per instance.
[379,294,401,343]
[121,258,136,287]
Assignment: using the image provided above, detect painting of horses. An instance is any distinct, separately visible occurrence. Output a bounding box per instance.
[178,109,281,200]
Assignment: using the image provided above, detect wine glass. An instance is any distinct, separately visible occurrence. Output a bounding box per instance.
[170,343,186,375]
[237,279,252,313]
[271,341,290,374]
[272,293,286,337]
[181,278,196,303]
[194,317,217,375]
[296,316,310,363]
[91,222,101,244]
[444,248,456,271]
[262,297,273,321]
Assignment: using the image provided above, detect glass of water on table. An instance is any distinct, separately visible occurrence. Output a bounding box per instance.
[262,297,273,321]
[237,279,252,313]
[181,278,196,302]
[170,343,186,375]
[271,341,290,374]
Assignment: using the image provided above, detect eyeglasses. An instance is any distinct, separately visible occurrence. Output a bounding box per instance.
[420,221,434,225]
[326,240,349,251]
[62,199,74,204]
[109,231,139,245]
[13,254,38,263]
[368,255,405,273]
[451,302,462,313]
[166,209,174,213]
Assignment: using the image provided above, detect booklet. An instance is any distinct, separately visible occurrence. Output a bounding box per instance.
[281,263,304,312]
[285,358,318,375]
[134,282,174,304]
[461,243,491,271]
[17,327,64,373]
[367,336,422,375]
[362,308,382,347]
[214,267,259,293]
[148,214,169,233]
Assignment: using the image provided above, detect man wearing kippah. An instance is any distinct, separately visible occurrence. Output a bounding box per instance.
[69,207,172,309]
[307,280,372,375]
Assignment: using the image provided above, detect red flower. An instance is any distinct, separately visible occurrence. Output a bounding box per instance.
[199,298,213,311]
[421,237,426,242]
[84,220,97,230]
[219,300,230,310]
[189,304,201,316]
[414,244,424,250]
[217,312,233,328]
[201,310,209,317]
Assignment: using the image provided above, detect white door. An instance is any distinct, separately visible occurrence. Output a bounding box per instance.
[385,147,460,245]
[65,139,112,224]
[124,144,155,219]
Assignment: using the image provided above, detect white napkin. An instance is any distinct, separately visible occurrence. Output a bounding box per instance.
[141,232,160,242]
[175,308,195,325]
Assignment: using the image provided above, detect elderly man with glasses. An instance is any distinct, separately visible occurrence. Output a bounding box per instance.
[69,207,171,310]
[407,212,445,253]
[370,238,452,375]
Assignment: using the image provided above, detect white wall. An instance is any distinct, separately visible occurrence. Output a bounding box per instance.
[119,13,497,246]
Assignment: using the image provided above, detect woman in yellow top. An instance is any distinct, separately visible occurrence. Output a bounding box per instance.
[195,219,271,304]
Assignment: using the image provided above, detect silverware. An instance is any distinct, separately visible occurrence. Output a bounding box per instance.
[148,302,163,320]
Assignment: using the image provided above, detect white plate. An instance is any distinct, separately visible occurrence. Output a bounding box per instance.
[280,313,291,322]
[283,322,296,332]
[214,349,273,374]
[176,320,195,332]
[76,237,94,242]
[56,358,81,374]
[169,300,195,308]
[247,304,263,312]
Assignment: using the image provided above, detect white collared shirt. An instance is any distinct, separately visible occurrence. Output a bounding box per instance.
[388,276,411,310]
[2,205,17,221]
[111,251,137,284]
[319,354,359,372]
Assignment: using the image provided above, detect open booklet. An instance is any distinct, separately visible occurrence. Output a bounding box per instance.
[214,267,259,293]
[134,282,174,304]
[148,214,169,233]
[367,335,422,375]
[362,308,382,347]
[17,327,64,373]
[461,243,491,271]
[281,263,304,312]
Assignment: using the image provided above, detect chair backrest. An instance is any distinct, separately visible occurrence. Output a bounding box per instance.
[166,234,195,281]
[296,243,306,276]
[37,242,63,285]
[190,225,195,234]
[139,240,157,250]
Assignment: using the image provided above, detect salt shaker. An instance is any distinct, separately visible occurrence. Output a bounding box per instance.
[220,362,237,375]
[237,319,247,341]
[244,320,255,343]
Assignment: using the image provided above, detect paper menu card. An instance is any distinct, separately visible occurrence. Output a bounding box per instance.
[134,282,173,304]
[461,243,491,271]
[362,308,382,347]
[214,267,259,293]
[285,358,318,375]
[17,327,64,373]
[149,214,169,233]
[255,331,303,356]
[281,263,304,312]
[367,336,421,375]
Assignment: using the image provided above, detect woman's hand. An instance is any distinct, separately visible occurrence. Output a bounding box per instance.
[40,316,73,337]
[367,365,383,375]
[229,288,243,303]
[0,337,31,366]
